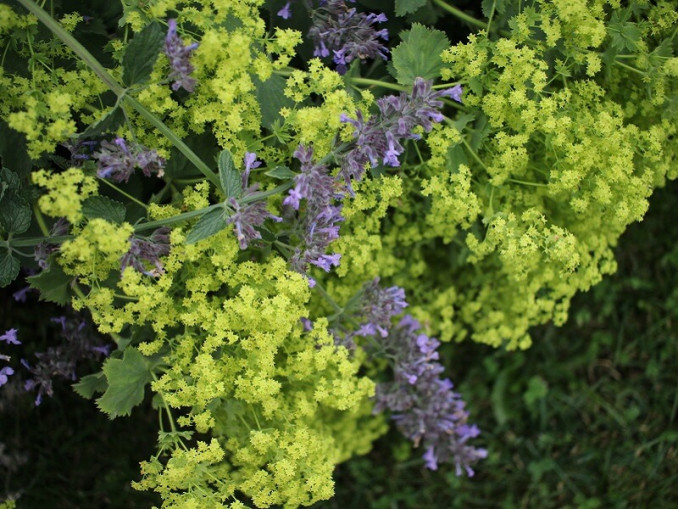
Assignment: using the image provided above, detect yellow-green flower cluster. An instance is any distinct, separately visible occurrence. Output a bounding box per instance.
[32,167,98,224]
[62,190,381,507]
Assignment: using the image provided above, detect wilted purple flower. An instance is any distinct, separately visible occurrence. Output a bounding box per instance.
[121,227,171,277]
[277,1,292,19]
[227,159,282,249]
[34,218,70,270]
[164,19,199,92]
[0,329,20,345]
[62,139,98,165]
[372,315,487,476]
[339,77,460,188]
[21,313,111,406]
[0,366,14,387]
[308,0,388,74]
[94,138,165,183]
[300,317,313,331]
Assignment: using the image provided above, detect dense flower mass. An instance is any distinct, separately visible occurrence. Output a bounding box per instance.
[93,138,165,183]
[164,19,199,92]
[308,0,389,74]
[339,78,462,189]
[373,315,487,475]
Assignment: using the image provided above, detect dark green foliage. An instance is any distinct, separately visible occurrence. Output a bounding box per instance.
[322,180,678,508]
[122,22,165,86]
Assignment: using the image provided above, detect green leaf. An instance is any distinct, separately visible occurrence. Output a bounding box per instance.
[96,347,152,419]
[607,12,641,52]
[481,0,506,18]
[0,120,32,177]
[81,107,125,138]
[122,22,165,86]
[253,74,294,130]
[0,192,31,234]
[27,259,73,305]
[265,165,296,180]
[391,24,449,85]
[0,253,20,288]
[73,371,108,399]
[395,0,427,17]
[218,149,242,198]
[82,195,126,224]
[185,207,229,244]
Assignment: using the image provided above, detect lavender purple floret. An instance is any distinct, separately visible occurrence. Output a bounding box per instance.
[308,0,388,75]
[373,315,487,475]
[93,138,165,183]
[164,19,199,93]
[339,78,463,189]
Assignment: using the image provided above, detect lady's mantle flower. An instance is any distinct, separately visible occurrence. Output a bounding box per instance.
[164,19,199,93]
[94,138,165,183]
[373,315,487,476]
[339,78,463,188]
[308,0,388,74]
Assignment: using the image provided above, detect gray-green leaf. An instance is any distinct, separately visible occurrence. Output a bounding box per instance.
[185,207,229,244]
[122,22,165,86]
[395,0,427,16]
[218,149,242,198]
[391,24,449,85]
[265,165,296,180]
[96,347,152,419]
[27,258,73,305]
[73,371,108,399]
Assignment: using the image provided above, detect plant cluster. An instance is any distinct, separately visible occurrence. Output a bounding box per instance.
[0,0,676,507]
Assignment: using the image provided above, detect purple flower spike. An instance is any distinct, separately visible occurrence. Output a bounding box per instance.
[94,139,165,183]
[308,0,389,75]
[0,329,20,345]
[372,315,487,476]
[0,367,14,387]
[277,1,292,19]
[339,77,456,187]
[164,19,198,93]
[13,286,32,303]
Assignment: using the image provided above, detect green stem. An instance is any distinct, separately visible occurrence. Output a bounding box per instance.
[431,0,486,30]
[17,0,220,188]
[33,205,50,236]
[98,177,149,210]
[240,181,293,204]
[507,178,548,187]
[133,203,223,233]
[17,0,123,95]
[123,96,220,188]
[613,59,646,76]
[348,77,407,92]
